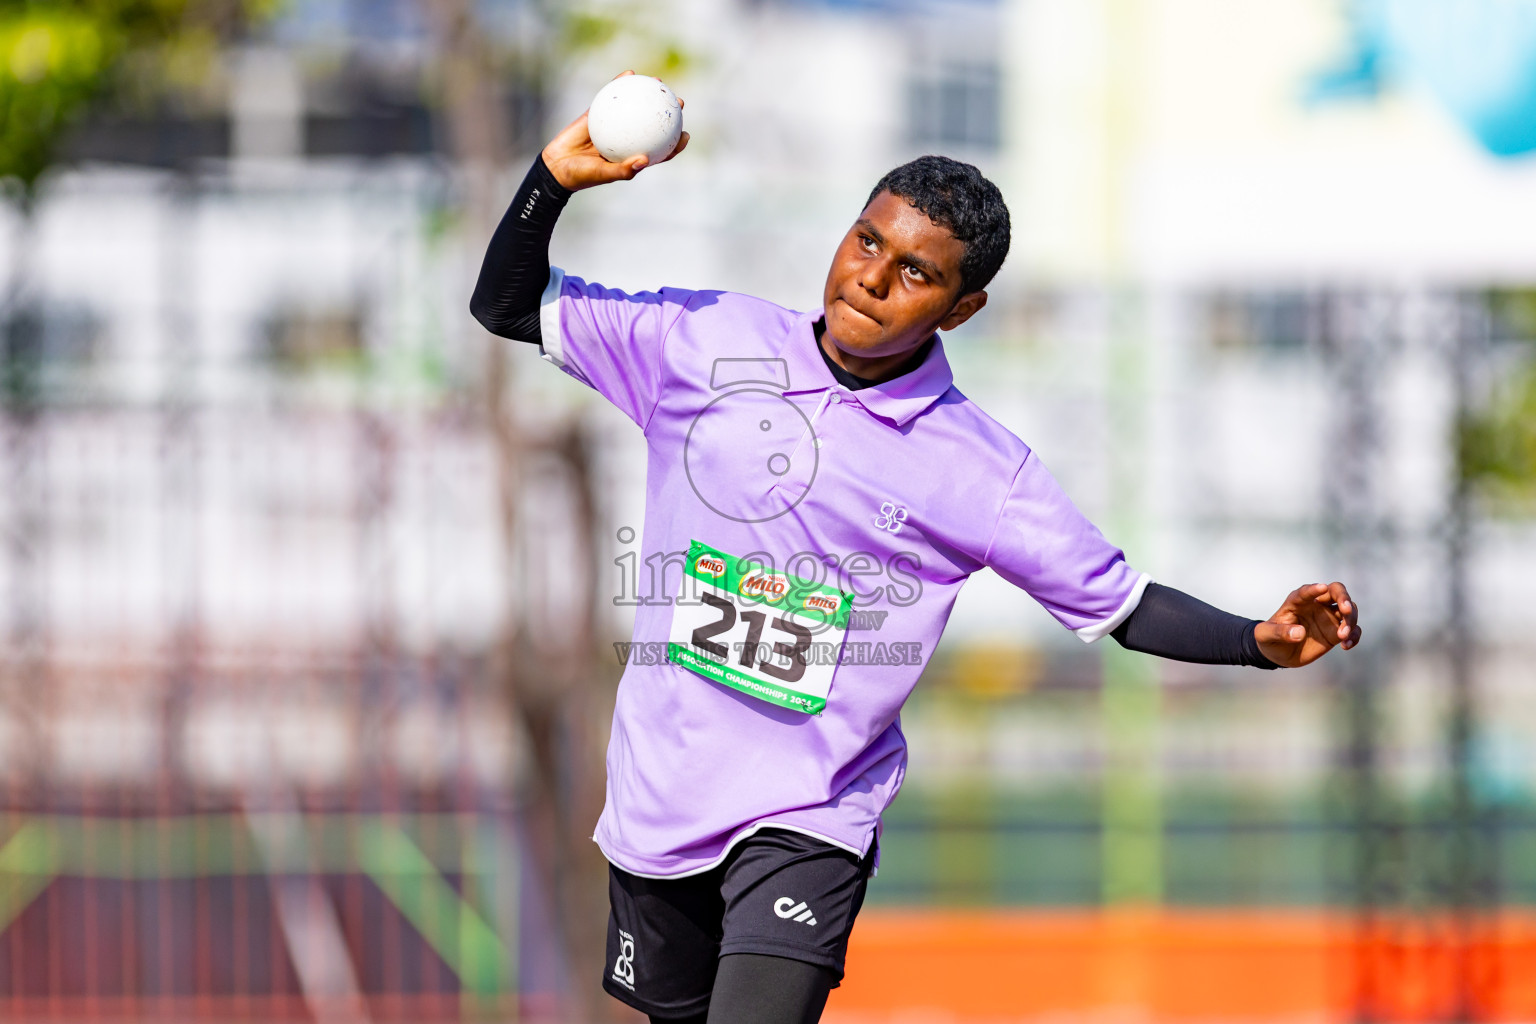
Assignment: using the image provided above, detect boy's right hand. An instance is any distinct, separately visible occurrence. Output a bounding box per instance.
[542,71,690,192]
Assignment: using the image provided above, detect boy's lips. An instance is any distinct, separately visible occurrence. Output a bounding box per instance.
[836,297,880,327]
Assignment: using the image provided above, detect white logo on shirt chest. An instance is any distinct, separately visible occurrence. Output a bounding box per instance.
[874,502,908,534]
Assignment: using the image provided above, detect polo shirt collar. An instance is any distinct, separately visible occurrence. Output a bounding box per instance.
[778,309,955,428]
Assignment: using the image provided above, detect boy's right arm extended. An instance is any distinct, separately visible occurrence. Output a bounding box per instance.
[469,153,571,345]
[469,77,689,345]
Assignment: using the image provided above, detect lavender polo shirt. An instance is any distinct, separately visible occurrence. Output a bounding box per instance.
[537,268,1150,878]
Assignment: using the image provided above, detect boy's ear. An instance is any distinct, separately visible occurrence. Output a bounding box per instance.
[939,290,987,331]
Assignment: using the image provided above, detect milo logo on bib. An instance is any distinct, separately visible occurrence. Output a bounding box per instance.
[803,593,840,616]
[738,570,789,603]
[667,539,853,716]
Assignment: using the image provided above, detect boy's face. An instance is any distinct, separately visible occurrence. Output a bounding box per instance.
[821,190,986,361]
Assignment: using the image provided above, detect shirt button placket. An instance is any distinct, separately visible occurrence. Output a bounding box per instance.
[773,391,827,498]
[818,389,845,448]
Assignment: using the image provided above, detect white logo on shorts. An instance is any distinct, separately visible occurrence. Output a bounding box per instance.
[874,502,907,534]
[774,896,818,927]
[612,929,636,990]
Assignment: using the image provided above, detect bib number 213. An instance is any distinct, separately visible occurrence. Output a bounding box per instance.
[666,540,851,715]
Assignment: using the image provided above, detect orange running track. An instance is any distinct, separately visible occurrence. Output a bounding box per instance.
[826,909,1536,1023]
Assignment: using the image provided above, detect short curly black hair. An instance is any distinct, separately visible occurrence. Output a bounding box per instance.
[865,155,1011,295]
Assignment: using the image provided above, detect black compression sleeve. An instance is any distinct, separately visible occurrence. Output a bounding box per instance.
[704,954,833,1024]
[469,153,572,344]
[642,955,834,1024]
[1110,582,1279,669]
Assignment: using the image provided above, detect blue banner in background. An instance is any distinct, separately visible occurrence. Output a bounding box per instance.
[1310,0,1536,158]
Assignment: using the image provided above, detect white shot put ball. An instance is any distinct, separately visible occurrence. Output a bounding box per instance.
[586,75,683,164]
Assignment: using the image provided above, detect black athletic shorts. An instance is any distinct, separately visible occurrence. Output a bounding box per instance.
[602,828,876,1019]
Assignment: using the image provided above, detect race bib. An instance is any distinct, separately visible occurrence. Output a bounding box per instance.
[666,539,852,715]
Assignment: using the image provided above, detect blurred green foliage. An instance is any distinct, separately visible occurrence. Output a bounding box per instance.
[561,10,621,52]
[1460,362,1536,505]
[0,7,105,196]
[555,3,695,80]
[877,784,1536,907]
[1489,287,1536,340]
[0,0,280,200]
[1460,288,1536,509]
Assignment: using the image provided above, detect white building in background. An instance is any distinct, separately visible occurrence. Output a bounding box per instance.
[990,0,1536,656]
[1,0,1533,791]
[543,0,1536,644]
[541,0,1536,791]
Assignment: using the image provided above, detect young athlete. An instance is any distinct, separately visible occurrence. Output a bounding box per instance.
[471,76,1362,1024]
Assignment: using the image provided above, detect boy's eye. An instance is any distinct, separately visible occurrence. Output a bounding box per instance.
[860,235,877,252]
[902,264,925,282]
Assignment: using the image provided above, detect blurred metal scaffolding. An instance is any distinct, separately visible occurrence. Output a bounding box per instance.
[1315,289,1501,1022]
[0,163,545,1020]
[1,160,1530,1017]
[2,1,1535,1018]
